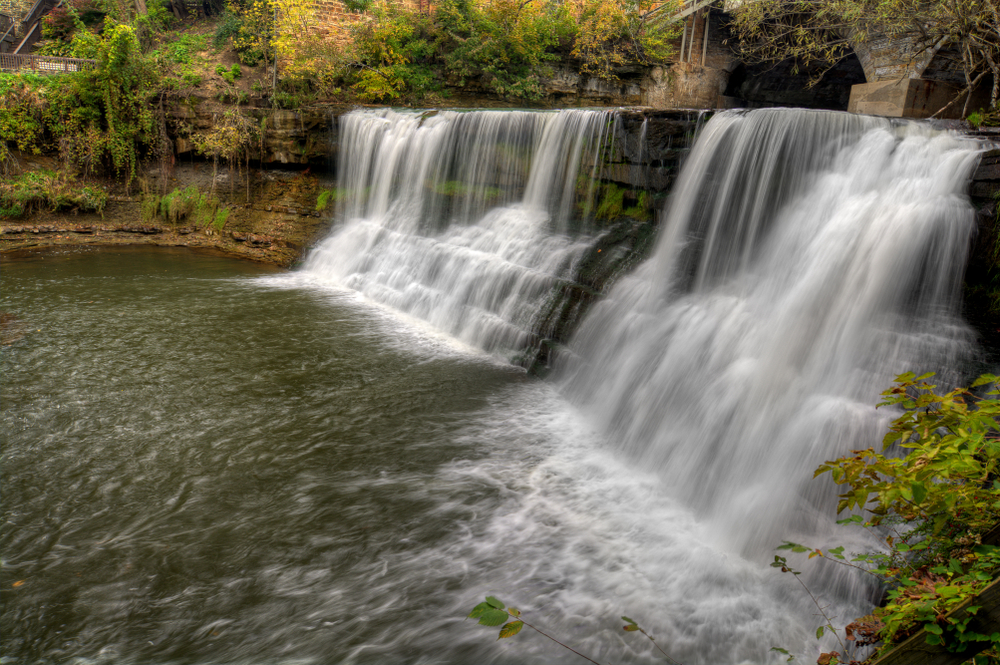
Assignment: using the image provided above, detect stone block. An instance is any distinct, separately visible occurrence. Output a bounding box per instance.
[848,77,990,119]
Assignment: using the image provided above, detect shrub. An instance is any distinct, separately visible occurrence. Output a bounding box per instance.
[349,0,437,102]
[216,63,243,83]
[776,373,1000,661]
[0,169,107,217]
[228,0,273,66]
[213,9,244,49]
[434,0,573,99]
[573,0,683,81]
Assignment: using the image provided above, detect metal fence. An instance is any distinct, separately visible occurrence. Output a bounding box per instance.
[0,52,97,73]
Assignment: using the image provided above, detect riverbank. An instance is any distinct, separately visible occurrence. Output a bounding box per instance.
[1,158,333,268]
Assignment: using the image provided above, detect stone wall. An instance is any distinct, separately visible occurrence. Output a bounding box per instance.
[963,146,1000,360]
[644,8,738,110]
[0,0,33,19]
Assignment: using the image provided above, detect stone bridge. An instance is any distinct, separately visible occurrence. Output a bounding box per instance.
[648,2,989,118]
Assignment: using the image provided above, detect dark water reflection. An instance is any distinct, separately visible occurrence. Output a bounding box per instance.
[2,247,537,664]
[3,247,848,665]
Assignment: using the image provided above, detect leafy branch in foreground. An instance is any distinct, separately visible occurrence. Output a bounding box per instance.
[467,596,684,665]
[772,373,1000,664]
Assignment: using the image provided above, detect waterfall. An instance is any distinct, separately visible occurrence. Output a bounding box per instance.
[561,108,982,566]
[300,107,985,660]
[305,108,615,360]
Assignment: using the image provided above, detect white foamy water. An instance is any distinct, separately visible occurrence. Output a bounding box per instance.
[305,109,615,361]
[292,107,985,664]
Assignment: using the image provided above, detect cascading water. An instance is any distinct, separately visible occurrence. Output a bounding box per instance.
[296,107,985,662]
[561,107,982,612]
[305,109,615,360]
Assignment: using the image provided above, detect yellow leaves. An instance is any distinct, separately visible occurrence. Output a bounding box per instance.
[497,620,524,639]
[572,0,682,80]
[12,580,25,588]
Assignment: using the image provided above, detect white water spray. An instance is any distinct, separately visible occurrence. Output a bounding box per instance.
[299,107,985,664]
[563,107,981,566]
[305,109,614,359]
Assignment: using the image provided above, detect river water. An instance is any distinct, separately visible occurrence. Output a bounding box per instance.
[1,246,809,665]
[1,108,985,665]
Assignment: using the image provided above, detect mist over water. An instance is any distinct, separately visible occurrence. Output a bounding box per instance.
[1,108,986,665]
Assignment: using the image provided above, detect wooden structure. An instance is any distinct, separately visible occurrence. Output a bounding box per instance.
[873,524,1000,665]
[0,52,96,72]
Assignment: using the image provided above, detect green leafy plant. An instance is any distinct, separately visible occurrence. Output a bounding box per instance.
[434,0,572,100]
[0,169,107,218]
[159,33,209,65]
[773,373,1000,662]
[214,10,245,49]
[467,596,684,665]
[216,63,243,83]
[348,0,437,102]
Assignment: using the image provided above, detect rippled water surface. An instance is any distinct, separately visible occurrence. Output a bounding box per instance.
[1,246,848,665]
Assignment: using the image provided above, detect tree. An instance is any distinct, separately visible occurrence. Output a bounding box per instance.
[728,0,1000,113]
[572,0,684,81]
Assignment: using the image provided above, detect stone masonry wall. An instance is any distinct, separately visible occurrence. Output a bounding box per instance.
[0,0,33,19]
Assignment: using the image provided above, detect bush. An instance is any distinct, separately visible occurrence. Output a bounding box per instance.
[572,0,682,81]
[348,0,437,102]
[150,186,228,230]
[159,33,209,65]
[0,74,47,154]
[0,170,107,217]
[33,22,160,185]
[228,0,273,66]
[213,9,244,49]
[434,0,573,99]
[776,373,1000,661]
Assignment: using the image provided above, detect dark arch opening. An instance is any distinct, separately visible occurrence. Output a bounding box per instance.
[726,51,867,111]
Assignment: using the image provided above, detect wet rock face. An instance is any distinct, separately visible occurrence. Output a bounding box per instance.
[964,147,1000,361]
[167,97,336,165]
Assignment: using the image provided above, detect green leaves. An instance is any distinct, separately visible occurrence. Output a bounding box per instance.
[468,596,521,637]
[478,610,510,627]
[816,373,1000,536]
[468,601,508,627]
[783,373,1000,659]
